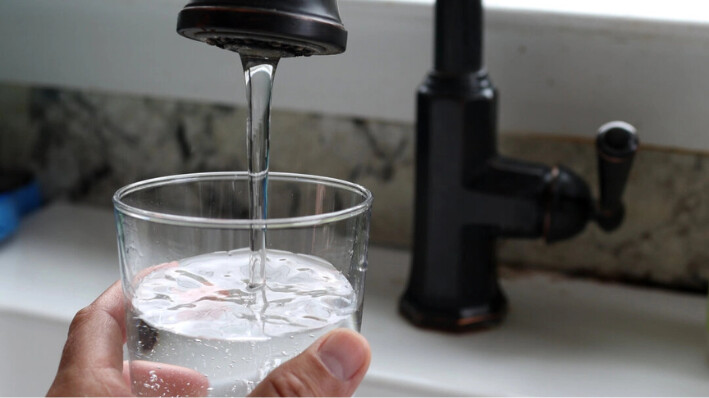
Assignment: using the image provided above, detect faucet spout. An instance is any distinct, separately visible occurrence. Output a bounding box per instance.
[177,0,347,57]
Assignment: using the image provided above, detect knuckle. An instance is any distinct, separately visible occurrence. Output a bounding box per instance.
[68,306,93,334]
[267,370,318,397]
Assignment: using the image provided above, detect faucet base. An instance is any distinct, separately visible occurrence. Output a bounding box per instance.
[398,291,507,332]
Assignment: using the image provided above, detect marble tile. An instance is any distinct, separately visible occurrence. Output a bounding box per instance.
[0,83,706,291]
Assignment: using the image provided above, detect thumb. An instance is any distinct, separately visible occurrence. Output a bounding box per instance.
[249,329,371,397]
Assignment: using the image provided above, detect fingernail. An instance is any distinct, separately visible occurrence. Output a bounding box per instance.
[317,331,366,381]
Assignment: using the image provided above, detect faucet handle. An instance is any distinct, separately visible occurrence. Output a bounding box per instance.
[595,121,639,231]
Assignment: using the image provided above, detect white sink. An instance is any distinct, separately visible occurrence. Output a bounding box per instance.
[2,205,708,396]
[0,205,469,397]
[0,309,69,396]
[0,308,464,397]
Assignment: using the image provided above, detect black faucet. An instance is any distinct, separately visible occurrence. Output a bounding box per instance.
[175,0,638,332]
[398,0,638,331]
[176,0,347,57]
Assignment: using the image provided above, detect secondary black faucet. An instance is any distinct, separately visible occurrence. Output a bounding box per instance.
[398,0,638,331]
[175,0,638,332]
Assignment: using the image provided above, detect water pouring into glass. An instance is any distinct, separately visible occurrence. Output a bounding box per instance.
[114,2,372,396]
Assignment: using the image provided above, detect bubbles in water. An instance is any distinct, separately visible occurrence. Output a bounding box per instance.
[130,249,356,340]
[128,249,358,396]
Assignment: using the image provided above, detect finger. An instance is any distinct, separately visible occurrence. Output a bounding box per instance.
[48,281,130,396]
[61,280,126,370]
[125,360,210,397]
[249,329,371,397]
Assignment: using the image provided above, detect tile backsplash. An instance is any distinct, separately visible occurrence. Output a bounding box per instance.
[1,83,707,292]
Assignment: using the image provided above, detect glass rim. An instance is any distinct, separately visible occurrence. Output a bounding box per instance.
[113,172,372,229]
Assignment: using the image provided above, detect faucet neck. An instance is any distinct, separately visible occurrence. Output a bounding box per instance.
[434,0,484,74]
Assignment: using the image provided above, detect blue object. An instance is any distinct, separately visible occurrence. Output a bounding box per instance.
[0,195,20,242]
[0,180,42,242]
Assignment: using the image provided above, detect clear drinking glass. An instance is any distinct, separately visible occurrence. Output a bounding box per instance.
[113,172,372,397]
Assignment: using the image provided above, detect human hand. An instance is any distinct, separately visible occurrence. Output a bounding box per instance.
[47,281,371,397]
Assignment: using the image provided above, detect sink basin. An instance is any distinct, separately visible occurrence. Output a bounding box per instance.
[0,309,461,397]
[355,373,469,396]
[0,204,470,397]
[4,205,709,396]
[0,309,69,396]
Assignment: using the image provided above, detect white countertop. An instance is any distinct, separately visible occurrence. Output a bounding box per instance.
[1,203,707,396]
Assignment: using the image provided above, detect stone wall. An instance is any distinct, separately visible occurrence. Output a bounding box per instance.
[1,83,706,291]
